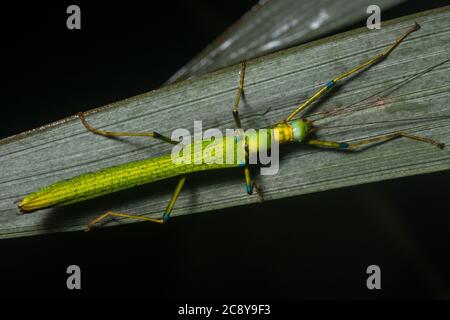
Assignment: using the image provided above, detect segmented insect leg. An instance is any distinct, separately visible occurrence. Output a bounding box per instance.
[232,61,246,129]
[252,180,264,203]
[78,112,177,145]
[306,132,445,151]
[161,175,187,222]
[285,23,421,122]
[86,212,164,231]
[231,62,264,201]
[86,175,187,231]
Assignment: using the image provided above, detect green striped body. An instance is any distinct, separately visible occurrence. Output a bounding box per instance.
[19,119,312,213]
[19,132,261,212]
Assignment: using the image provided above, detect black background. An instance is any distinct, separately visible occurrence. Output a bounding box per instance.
[1,1,450,301]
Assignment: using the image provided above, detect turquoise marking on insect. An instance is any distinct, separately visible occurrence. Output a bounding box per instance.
[326,80,335,89]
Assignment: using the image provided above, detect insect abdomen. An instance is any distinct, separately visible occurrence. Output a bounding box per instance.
[18,137,241,213]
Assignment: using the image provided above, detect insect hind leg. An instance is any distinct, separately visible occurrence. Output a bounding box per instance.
[86,176,187,231]
[86,211,164,231]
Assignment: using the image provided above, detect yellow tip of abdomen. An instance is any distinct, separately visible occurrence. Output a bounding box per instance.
[18,194,52,213]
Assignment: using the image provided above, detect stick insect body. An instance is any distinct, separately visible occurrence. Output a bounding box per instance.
[18,23,445,230]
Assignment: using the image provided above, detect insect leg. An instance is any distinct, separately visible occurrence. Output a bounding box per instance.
[306,132,445,151]
[86,175,187,231]
[230,62,264,201]
[86,212,164,231]
[251,180,264,202]
[241,151,263,201]
[232,61,246,129]
[231,62,252,192]
[285,23,421,122]
[78,112,177,145]
[161,175,187,222]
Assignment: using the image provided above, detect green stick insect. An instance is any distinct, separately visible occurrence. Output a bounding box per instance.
[18,23,445,230]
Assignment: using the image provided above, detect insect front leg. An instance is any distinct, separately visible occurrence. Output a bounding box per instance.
[284,23,421,122]
[306,132,445,151]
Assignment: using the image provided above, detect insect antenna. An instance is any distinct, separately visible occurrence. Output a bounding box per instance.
[305,57,450,122]
[315,115,450,131]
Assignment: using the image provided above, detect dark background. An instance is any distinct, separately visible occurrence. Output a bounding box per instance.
[1,1,450,301]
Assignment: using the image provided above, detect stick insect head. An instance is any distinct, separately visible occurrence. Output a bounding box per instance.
[273,119,314,144]
[289,119,314,142]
